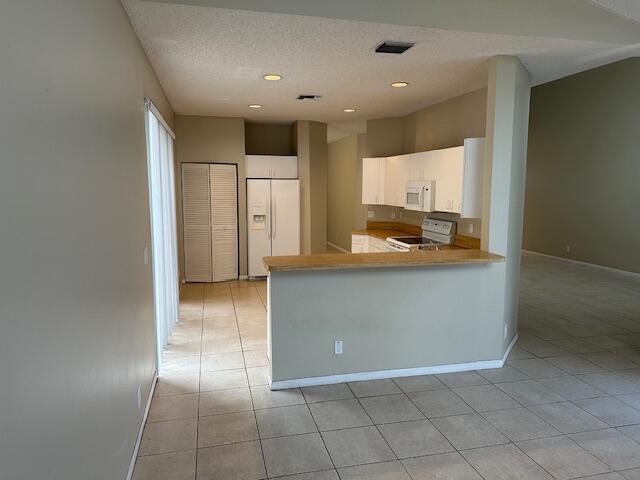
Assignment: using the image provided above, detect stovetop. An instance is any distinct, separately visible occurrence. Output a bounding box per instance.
[389,236,443,246]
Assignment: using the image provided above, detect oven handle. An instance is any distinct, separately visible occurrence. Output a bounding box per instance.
[386,242,409,252]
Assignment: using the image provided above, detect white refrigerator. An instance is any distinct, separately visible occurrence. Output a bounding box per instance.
[247,179,300,277]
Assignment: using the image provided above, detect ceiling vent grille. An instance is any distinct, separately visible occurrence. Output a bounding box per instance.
[296,94,322,101]
[375,41,415,54]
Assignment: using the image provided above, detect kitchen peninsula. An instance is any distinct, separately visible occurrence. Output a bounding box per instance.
[263,248,509,389]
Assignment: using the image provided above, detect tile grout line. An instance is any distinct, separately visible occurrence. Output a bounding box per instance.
[391,377,492,480]
[231,282,269,479]
[194,283,205,477]
[342,381,420,480]
[302,388,341,480]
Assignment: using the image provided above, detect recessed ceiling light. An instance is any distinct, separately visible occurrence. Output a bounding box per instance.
[391,81,409,88]
[263,74,282,81]
[343,108,356,113]
[248,104,263,108]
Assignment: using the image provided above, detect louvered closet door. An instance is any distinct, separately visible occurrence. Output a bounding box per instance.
[182,163,212,282]
[210,164,238,282]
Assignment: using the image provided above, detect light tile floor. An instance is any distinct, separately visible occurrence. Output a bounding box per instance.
[133,253,640,480]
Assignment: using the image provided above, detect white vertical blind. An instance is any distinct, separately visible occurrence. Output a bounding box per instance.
[145,99,179,365]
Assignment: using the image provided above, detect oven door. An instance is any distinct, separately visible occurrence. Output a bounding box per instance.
[404,187,423,211]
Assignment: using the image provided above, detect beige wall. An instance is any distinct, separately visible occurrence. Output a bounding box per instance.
[524,58,640,273]
[365,89,487,237]
[245,121,295,155]
[0,1,173,478]
[327,135,367,250]
[295,121,328,254]
[174,116,247,276]
[366,117,404,157]
[403,89,487,153]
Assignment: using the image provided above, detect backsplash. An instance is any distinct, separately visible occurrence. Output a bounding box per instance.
[365,205,481,239]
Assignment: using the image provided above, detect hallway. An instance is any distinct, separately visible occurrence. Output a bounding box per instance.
[134,255,640,480]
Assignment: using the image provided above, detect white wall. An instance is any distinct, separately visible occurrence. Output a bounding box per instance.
[482,56,532,351]
[0,1,173,478]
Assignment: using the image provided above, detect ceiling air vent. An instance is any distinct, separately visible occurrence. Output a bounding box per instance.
[375,41,415,54]
[297,94,322,101]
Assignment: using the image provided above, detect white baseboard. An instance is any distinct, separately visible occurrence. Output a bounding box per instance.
[523,250,640,279]
[126,372,158,480]
[326,241,350,254]
[270,334,519,390]
[239,275,249,280]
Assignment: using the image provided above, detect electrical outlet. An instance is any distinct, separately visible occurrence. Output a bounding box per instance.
[137,385,142,409]
[468,223,474,234]
[334,340,343,355]
[144,246,149,265]
[367,210,375,219]
[390,211,396,220]
[504,325,508,339]
[565,245,571,254]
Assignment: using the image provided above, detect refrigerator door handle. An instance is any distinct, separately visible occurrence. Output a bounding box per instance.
[272,196,276,239]
[267,193,272,239]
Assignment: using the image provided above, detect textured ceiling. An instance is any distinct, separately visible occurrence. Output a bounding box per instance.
[123,1,639,124]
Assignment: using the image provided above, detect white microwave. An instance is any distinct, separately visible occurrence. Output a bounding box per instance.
[405,180,435,212]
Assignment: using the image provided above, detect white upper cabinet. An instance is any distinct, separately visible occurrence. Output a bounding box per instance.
[246,155,272,178]
[384,155,411,207]
[430,146,465,213]
[360,138,484,217]
[409,151,432,182]
[362,157,386,205]
[422,139,484,217]
[270,156,298,179]
[460,138,485,218]
[246,155,297,179]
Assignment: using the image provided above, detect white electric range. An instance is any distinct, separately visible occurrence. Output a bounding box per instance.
[385,218,456,252]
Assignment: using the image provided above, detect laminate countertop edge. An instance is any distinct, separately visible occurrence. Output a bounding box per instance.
[263,249,504,273]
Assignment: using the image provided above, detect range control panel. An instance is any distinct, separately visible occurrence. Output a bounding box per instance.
[422,218,455,235]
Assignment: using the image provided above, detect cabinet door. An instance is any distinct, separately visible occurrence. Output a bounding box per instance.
[385,155,410,207]
[362,157,382,204]
[270,156,297,179]
[430,147,464,213]
[410,151,434,182]
[460,138,485,218]
[408,153,423,181]
[246,155,272,178]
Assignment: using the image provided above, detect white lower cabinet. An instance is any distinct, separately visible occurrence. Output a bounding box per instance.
[351,234,387,253]
[351,234,369,253]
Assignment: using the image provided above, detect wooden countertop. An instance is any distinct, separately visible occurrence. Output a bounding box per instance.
[352,225,481,250]
[263,249,504,272]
